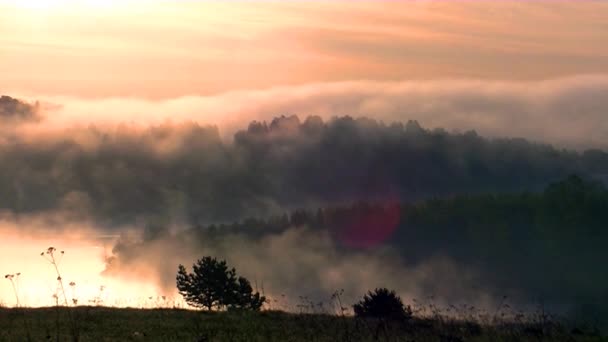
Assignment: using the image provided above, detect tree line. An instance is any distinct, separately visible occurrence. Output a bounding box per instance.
[1,115,608,227]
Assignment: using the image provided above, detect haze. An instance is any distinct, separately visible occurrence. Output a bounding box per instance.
[1,0,607,322]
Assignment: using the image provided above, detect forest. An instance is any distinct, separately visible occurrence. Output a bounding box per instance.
[1,114,608,227]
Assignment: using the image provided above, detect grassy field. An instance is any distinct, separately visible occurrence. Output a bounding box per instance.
[0,307,605,342]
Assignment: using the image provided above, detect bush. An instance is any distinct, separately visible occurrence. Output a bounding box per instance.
[353,288,412,320]
[176,256,265,311]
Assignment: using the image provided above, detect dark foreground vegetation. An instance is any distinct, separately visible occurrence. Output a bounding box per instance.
[0,306,605,342]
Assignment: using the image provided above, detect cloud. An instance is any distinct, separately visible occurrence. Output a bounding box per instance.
[21,75,608,150]
[3,2,608,98]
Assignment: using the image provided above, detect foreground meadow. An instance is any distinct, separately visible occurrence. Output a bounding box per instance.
[0,306,604,342]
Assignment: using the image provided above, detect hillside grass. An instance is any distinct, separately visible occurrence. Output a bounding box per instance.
[0,306,605,342]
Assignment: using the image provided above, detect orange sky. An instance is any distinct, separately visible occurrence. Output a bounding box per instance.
[2,1,608,99]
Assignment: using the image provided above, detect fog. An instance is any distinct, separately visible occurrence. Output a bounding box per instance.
[0,214,504,313]
[106,226,500,312]
[0,87,606,319]
[12,75,608,149]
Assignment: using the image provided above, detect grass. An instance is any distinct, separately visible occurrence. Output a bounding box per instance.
[0,306,604,342]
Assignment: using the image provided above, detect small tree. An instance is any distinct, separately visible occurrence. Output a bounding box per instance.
[353,288,412,320]
[227,277,265,311]
[176,256,265,311]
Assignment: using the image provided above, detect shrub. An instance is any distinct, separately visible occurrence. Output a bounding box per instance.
[353,288,412,320]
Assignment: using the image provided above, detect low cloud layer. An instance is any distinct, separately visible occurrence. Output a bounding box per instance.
[18,75,608,149]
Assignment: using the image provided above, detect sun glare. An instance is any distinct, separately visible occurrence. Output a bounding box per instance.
[12,0,68,10]
[5,0,126,11]
[0,227,171,308]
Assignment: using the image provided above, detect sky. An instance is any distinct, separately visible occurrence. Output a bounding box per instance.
[2,1,608,99]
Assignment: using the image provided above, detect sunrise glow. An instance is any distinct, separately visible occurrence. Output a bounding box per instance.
[1,0,607,339]
[4,0,127,9]
[0,223,170,308]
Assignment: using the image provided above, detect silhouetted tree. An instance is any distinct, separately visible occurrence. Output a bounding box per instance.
[176,256,265,311]
[227,277,265,311]
[354,288,412,320]
[176,257,235,310]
